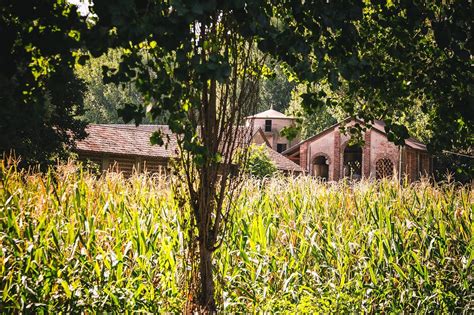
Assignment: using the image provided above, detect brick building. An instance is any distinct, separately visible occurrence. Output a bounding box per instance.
[75,110,431,180]
[283,117,431,181]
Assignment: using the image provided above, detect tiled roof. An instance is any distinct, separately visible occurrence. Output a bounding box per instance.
[76,124,177,158]
[246,109,294,119]
[76,124,302,172]
[283,117,428,155]
[264,146,303,173]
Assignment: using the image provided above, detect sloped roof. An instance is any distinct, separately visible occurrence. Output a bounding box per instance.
[76,124,176,158]
[264,146,303,173]
[246,109,294,119]
[76,124,302,172]
[283,117,428,155]
[371,120,427,151]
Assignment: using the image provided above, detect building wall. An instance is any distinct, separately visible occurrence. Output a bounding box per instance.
[306,129,336,180]
[338,125,366,179]
[78,153,169,177]
[296,121,429,181]
[370,130,400,178]
[246,117,298,151]
[402,148,431,182]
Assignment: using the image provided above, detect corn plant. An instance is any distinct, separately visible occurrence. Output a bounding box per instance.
[0,160,472,312]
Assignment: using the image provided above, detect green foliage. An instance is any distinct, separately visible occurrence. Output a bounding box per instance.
[337,1,472,151]
[83,0,368,148]
[257,65,296,113]
[243,145,277,179]
[253,1,472,153]
[434,152,474,184]
[0,1,88,167]
[2,0,470,175]
[0,161,472,312]
[75,49,150,124]
[280,125,299,142]
[1,1,471,310]
[286,83,347,139]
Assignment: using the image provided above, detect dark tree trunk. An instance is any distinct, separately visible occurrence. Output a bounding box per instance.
[199,237,216,313]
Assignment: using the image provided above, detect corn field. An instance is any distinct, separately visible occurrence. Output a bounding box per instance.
[0,160,472,312]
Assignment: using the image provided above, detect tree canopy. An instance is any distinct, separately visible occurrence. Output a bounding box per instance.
[4,1,471,163]
[0,0,88,166]
[279,1,472,151]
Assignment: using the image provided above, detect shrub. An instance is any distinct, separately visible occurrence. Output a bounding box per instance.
[244,144,277,178]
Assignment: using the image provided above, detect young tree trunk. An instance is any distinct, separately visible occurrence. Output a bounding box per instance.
[179,17,261,312]
[199,235,216,313]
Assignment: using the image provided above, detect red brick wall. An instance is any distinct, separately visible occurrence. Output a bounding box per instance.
[333,131,341,180]
[363,131,371,178]
[370,131,400,179]
[300,142,308,171]
[292,121,430,182]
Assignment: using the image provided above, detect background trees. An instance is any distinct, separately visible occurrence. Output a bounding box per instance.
[347,1,472,152]
[257,64,296,113]
[75,49,146,124]
[243,144,278,178]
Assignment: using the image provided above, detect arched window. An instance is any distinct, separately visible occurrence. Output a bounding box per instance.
[312,155,329,180]
[343,144,362,179]
[376,158,394,179]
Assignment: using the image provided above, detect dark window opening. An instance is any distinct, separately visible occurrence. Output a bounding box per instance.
[265,120,272,132]
[343,144,362,179]
[277,143,287,153]
[312,155,329,180]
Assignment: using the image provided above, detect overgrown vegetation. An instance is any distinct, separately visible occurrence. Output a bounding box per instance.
[1,160,472,312]
[242,144,277,179]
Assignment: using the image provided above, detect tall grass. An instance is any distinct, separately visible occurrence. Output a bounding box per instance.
[0,160,472,312]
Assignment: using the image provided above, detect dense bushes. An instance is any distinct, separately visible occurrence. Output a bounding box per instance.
[0,161,472,312]
[242,144,278,179]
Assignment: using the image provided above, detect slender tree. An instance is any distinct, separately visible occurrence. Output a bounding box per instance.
[171,19,264,311]
[86,2,271,311]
